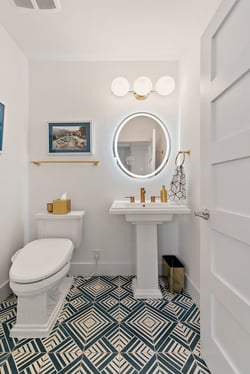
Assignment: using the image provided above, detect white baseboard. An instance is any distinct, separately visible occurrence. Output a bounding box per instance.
[185,273,200,306]
[70,262,135,276]
[0,281,12,303]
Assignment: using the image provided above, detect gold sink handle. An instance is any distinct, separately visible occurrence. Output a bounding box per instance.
[125,196,135,203]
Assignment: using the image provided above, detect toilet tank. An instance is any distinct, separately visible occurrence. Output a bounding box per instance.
[35,211,85,248]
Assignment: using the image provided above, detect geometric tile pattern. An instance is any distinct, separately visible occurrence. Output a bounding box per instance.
[0,275,211,373]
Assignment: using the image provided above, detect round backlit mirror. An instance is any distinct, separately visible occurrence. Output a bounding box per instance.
[113,112,171,178]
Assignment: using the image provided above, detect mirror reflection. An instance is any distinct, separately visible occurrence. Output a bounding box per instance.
[113,112,170,178]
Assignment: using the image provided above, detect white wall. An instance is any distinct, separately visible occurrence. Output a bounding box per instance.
[28,61,181,275]
[0,25,29,301]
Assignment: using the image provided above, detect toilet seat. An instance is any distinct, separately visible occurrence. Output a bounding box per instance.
[10,238,74,284]
[10,262,71,297]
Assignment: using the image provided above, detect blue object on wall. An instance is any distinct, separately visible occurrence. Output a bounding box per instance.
[48,122,92,154]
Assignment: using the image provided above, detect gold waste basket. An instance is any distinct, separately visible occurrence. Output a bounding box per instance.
[162,255,184,293]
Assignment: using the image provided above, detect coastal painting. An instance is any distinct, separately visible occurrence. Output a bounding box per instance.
[0,103,5,153]
[48,122,92,154]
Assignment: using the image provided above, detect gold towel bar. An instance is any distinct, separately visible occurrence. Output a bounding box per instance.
[31,160,99,166]
[175,150,190,166]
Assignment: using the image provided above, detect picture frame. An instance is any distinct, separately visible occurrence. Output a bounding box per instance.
[48,122,92,154]
[0,102,5,153]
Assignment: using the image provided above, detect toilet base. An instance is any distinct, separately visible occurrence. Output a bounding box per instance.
[10,276,73,338]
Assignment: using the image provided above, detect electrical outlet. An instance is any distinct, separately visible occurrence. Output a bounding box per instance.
[93,249,101,261]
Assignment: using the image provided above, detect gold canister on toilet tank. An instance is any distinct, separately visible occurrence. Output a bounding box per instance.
[47,203,53,213]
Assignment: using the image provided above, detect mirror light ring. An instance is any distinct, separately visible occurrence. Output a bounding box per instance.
[113,112,171,179]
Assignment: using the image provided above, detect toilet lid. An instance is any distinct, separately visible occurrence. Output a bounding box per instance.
[10,238,74,283]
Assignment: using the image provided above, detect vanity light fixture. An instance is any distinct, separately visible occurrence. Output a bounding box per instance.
[111,76,175,100]
[110,77,130,97]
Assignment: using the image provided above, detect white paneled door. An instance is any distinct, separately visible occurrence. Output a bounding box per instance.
[200,0,250,373]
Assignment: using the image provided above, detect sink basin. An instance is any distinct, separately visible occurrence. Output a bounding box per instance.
[110,200,191,217]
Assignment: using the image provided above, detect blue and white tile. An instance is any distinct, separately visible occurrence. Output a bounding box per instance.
[81,351,119,373]
[0,276,210,373]
[62,303,117,351]
[1,352,45,374]
[41,352,82,373]
[0,316,19,353]
[97,294,120,312]
[77,276,117,302]
[155,322,200,353]
[120,352,159,373]
[158,351,211,373]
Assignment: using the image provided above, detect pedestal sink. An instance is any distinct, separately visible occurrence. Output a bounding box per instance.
[109,200,191,298]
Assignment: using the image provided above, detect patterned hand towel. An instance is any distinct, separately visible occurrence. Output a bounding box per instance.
[168,165,186,201]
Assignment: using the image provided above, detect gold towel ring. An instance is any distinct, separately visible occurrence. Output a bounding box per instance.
[175,150,190,167]
[175,152,185,167]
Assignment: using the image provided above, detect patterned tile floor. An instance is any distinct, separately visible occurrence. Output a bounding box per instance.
[0,276,210,373]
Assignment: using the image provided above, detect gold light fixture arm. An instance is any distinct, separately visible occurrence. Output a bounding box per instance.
[31,160,99,166]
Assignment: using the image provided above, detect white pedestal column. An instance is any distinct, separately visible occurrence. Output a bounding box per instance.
[133,222,162,299]
[110,201,190,299]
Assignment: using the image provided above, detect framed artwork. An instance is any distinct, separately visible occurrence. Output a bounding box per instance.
[0,103,5,153]
[48,122,92,154]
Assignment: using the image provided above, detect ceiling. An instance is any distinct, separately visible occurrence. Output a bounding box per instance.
[0,0,221,61]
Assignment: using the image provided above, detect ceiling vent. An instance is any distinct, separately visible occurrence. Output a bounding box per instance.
[13,0,61,11]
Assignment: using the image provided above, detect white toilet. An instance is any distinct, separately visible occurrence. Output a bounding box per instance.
[9,211,85,338]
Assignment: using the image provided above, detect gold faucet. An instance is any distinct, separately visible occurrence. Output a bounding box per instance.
[140,187,146,203]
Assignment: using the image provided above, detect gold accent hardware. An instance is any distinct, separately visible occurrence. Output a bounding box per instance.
[140,187,146,203]
[47,203,53,213]
[150,196,156,203]
[125,196,135,203]
[132,92,148,101]
[175,150,190,167]
[160,185,168,202]
[52,199,71,214]
[31,160,99,166]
